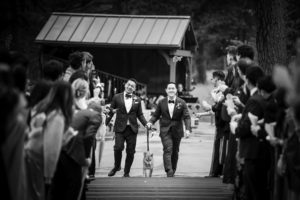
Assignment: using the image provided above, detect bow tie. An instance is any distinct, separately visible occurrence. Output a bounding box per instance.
[168,100,175,104]
[125,94,132,99]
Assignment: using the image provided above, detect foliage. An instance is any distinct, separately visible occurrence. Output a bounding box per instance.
[0,0,299,82]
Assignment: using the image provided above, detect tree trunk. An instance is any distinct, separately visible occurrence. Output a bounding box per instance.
[256,0,287,75]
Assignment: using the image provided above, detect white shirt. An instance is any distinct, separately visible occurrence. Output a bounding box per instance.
[124,93,133,125]
[168,97,176,118]
[124,93,133,113]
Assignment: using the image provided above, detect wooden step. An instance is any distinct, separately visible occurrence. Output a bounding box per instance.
[86,177,232,200]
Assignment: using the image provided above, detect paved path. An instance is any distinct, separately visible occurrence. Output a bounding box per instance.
[88,121,234,199]
[95,122,215,177]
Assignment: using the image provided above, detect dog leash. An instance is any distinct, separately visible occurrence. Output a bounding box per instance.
[147,128,150,152]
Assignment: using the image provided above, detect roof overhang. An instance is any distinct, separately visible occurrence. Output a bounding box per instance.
[36,12,197,50]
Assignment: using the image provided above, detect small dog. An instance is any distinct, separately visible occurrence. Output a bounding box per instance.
[143,151,154,177]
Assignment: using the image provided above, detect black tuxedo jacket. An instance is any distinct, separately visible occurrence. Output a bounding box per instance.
[149,97,191,138]
[236,90,269,160]
[105,92,147,133]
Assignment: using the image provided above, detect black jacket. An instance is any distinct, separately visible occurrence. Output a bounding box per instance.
[236,90,269,160]
[149,97,191,138]
[106,92,147,133]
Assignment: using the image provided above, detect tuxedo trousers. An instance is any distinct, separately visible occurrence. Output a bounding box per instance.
[114,126,137,174]
[161,128,182,173]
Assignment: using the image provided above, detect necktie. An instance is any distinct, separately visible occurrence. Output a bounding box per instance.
[125,93,132,99]
[168,100,175,104]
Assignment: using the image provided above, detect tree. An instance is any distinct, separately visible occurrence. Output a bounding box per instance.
[255,0,287,74]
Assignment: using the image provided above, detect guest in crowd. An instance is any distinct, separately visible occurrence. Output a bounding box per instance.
[233,66,268,200]
[25,81,73,200]
[43,59,64,82]
[201,71,229,177]
[0,50,28,200]
[63,51,86,82]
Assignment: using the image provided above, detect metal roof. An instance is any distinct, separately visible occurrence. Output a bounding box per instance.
[36,12,197,49]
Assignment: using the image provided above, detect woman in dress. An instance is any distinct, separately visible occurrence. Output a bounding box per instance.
[25,81,73,200]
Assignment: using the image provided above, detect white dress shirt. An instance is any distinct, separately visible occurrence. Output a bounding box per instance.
[168,97,176,118]
[124,93,133,125]
[124,93,133,113]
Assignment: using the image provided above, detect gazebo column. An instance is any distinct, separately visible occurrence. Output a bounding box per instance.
[186,57,192,91]
[169,59,176,82]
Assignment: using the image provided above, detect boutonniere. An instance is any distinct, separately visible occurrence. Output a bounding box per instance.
[133,96,139,103]
[176,103,182,109]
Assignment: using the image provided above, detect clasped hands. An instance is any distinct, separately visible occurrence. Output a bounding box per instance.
[145,122,190,138]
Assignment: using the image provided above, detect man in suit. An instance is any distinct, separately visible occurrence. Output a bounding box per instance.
[106,78,148,177]
[148,82,191,177]
[233,66,269,200]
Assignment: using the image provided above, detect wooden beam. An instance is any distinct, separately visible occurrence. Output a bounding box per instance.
[169,49,192,57]
[170,61,176,82]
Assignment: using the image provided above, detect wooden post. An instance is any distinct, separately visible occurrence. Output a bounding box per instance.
[186,57,192,91]
[170,59,176,82]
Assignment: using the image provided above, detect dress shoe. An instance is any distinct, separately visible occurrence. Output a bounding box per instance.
[86,175,96,182]
[123,173,130,178]
[108,167,121,177]
[167,170,174,177]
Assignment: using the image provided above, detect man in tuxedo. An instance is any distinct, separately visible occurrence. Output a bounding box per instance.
[148,82,191,177]
[106,78,148,177]
[234,66,269,200]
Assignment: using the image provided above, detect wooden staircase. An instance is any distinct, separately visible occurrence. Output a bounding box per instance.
[86,177,232,200]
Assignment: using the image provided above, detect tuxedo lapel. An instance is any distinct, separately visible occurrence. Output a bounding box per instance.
[120,93,127,113]
[172,98,179,118]
[164,98,171,119]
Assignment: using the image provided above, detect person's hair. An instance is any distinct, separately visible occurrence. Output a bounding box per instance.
[237,58,254,75]
[225,45,237,55]
[69,51,84,70]
[126,78,137,85]
[35,81,73,128]
[166,82,177,88]
[43,60,64,81]
[28,80,52,108]
[69,70,88,84]
[72,78,89,99]
[9,51,29,92]
[82,51,93,63]
[245,65,264,86]
[257,75,276,93]
[212,70,225,81]
[237,45,255,60]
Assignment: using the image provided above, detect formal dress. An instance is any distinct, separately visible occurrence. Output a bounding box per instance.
[106,92,147,174]
[222,84,249,184]
[25,109,65,200]
[149,97,191,173]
